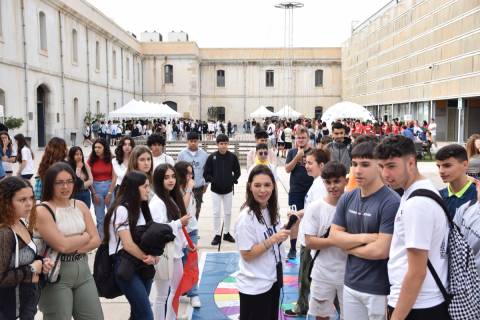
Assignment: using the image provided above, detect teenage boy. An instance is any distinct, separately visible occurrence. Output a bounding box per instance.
[246,129,277,169]
[327,122,352,173]
[304,161,349,320]
[375,135,450,320]
[204,134,241,245]
[177,131,210,219]
[285,126,314,261]
[436,144,477,218]
[147,133,174,168]
[330,141,400,320]
[247,143,277,179]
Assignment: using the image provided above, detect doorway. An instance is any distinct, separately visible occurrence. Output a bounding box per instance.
[37,85,49,147]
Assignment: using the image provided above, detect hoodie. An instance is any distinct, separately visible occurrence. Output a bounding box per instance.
[327,138,352,172]
[203,150,241,194]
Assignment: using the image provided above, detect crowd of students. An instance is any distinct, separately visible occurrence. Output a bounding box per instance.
[1,118,480,320]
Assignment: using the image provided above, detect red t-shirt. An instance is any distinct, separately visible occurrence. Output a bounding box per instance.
[364,125,374,135]
[88,159,113,181]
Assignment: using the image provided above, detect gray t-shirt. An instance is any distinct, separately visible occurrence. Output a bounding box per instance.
[332,185,400,295]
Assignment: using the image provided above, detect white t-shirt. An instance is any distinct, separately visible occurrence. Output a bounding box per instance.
[20,147,35,175]
[112,159,127,186]
[185,190,199,233]
[234,207,284,295]
[153,153,175,169]
[304,198,347,285]
[284,128,293,143]
[299,177,327,247]
[428,123,437,136]
[3,145,17,173]
[108,205,146,255]
[267,123,276,138]
[149,195,186,258]
[388,179,448,308]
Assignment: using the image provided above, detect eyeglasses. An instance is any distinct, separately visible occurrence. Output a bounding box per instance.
[54,180,75,187]
[258,151,268,156]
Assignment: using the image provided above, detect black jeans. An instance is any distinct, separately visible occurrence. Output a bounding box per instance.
[387,302,451,320]
[193,186,205,220]
[239,282,280,320]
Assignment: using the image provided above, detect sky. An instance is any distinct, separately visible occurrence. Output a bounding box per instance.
[85,0,389,48]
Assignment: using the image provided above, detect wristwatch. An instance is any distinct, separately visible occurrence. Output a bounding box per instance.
[29,264,37,275]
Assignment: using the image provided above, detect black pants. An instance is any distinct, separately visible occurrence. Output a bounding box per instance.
[193,186,205,220]
[387,302,451,320]
[239,282,280,320]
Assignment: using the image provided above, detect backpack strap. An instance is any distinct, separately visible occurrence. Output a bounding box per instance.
[37,203,56,222]
[407,188,452,303]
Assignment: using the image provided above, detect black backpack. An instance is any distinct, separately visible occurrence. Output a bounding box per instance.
[93,241,121,299]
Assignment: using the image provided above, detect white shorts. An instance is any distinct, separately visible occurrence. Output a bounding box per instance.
[309,279,344,318]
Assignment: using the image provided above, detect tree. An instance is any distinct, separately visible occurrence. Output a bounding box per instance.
[4,117,24,130]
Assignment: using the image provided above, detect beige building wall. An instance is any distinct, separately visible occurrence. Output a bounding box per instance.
[342,0,480,141]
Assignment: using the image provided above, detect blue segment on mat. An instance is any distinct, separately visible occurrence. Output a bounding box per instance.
[193,252,306,320]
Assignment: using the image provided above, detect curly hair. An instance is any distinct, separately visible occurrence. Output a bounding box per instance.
[466,134,480,159]
[88,138,112,165]
[114,136,135,165]
[37,137,68,180]
[0,177,36,233]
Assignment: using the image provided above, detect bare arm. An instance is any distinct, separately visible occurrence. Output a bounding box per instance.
[76,201,101,253]
[83,164,93,189]
[118,229,147,260]
[35,206,90,253]
[347,233,392,260]
[284,151,302,173]
[305,234,334,250]
[390,248,429,320]
[17,160,27,175]
[329,224,377,251]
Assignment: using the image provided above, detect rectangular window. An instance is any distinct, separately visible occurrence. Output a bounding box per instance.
[266,70,274,87]
[217,70,225,87]
[112,50,117,78]
[164,64,173,84]
[95,41,100,70]
[72,29,78,64]
[315,69,324,87]
[39,12,47,51]
[126,57,130,80]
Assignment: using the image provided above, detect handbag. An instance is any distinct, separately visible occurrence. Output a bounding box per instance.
[32,203,61,283]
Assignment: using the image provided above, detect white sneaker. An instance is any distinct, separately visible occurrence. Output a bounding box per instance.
[190,296,202,308]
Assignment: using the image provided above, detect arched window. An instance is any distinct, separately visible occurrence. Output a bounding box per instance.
[126,57,130,80]
[217,70,225,87]
[112,50,117,78]
[113,102,117,110]
[164,64,173,84]
[315,69,324,87]
[266,106,274,112]
[163,101,177,111]
[0,0,3,37]
[96,100,100,114]
[73,98,79,127]
[72,29,78,64]
[314,106,323,119]
[266,70,274,87]
[95,41,100,70]
[39,11,47,51]
[0,88,5,116]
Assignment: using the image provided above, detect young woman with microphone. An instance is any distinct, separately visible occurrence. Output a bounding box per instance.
[234,165,290,320]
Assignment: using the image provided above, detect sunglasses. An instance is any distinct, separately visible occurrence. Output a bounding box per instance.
[258,151,268,156]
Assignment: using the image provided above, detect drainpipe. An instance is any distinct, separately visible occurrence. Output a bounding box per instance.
[121,48,124,105]
[198,59,202,120]
[105,39,110,115]
[58,11,67,140]
[85,26,91,113]
[132,55,136,99]
[243,61,247,121]
[141,57,144,100]
[20,0,29,138]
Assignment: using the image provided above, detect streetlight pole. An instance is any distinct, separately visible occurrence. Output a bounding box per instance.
[275,2,303,114]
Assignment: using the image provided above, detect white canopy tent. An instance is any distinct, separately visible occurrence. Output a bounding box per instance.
[275,105,302,119]
[108,99,181,119]
[321,101,375,124]
[249,105,275,118]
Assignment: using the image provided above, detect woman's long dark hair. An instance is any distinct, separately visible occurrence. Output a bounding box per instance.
[152,164,187,222]
[104,170,149,243]
[37,137,67,179]
[0,131,13,155]
[174,161,194,189]
[67,146,88,177]
[88,138,112,165]
[0,177,36,233]
[13,133,34,163]
[115,136,135,165]
[41,162,76,202]
[242,165,279,225]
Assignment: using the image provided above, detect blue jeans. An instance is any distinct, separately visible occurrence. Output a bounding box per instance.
[74,189,91,209]
[114,257,153,320]
[182,229,199,297]
[92,180,111,239]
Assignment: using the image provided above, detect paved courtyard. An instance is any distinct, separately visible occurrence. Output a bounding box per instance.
[28,145,444,320]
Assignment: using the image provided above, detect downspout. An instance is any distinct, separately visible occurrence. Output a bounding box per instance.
[121,48,124,105]
[198,58,202,120]
[20,0,29,138]
[105,39,110,115]
[243,60,247,121]
[85,26,91,113]
[132,55,136,99]
[58,11,66,139]
[141,57,144,100]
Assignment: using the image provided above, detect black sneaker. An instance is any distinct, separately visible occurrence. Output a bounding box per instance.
[287,248,297,260]
[211,235,221,246]
[223,233,236,243]
[283,309,301,317]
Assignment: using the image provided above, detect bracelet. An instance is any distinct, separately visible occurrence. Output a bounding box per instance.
[107,191,112,195]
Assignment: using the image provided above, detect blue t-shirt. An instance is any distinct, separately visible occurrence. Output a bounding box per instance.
[0,149,6,177]
[286,148,314,195]
[440,183,478,219]
[332,185,400,295]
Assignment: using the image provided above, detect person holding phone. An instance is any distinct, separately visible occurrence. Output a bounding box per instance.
[234,165,290,320]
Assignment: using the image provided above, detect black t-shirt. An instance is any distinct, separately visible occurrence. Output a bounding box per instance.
[286,148,314,194]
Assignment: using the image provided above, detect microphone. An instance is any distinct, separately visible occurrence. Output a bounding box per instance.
[285,214,298,230]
